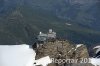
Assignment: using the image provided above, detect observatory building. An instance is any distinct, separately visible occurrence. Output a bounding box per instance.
[37,29,56,42]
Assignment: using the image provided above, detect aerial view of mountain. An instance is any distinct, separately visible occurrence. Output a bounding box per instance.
[0,0,100,66]
[0,0,100,46]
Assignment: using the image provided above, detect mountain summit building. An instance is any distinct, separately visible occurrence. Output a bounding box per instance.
[37,29,56,42]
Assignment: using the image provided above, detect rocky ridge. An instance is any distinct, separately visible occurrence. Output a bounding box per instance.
[35,40,93,66]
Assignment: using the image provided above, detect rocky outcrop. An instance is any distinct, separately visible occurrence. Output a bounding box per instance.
[35,40,92,66]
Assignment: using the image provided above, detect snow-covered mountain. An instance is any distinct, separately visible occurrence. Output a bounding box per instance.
[0,44,100,66]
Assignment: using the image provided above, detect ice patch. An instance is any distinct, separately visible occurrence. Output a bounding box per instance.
[90,58,100,66]
[74,44,83,51]
[34,56,52,66]
[76,44,83,48]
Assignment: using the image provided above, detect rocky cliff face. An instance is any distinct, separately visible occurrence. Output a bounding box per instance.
[35,40,93,66]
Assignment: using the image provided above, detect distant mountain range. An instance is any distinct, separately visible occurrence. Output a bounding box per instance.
[0,0,100,45]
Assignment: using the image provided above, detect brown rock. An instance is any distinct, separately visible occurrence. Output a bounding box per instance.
[35,40,92,66]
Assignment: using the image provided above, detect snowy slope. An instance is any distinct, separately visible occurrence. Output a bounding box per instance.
[0,44,36,66]
[34,56,52,66]
[0,44,100,66]
[0,44,52,66]
[90,45,100,66]
[90,58,100,66]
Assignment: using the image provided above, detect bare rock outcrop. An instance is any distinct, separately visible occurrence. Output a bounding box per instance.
[35,40,92,66]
